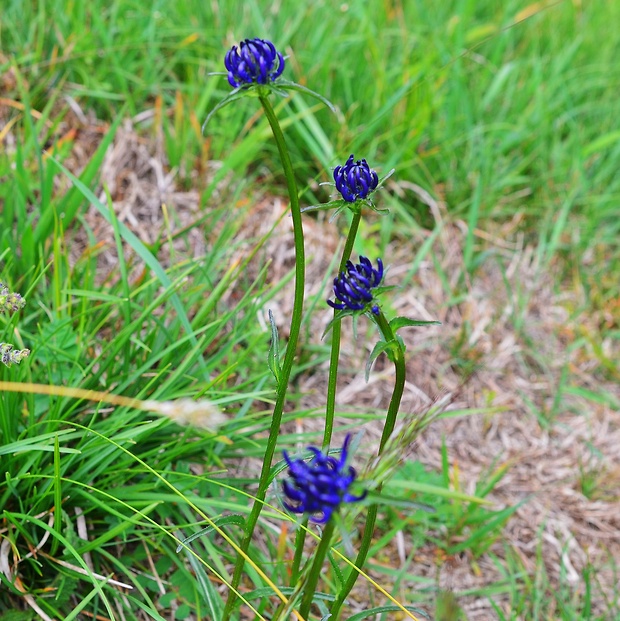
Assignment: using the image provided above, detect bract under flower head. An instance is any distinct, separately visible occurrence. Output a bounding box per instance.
[328,256,384,315]
[334,154,379,203]
[282,435,366,523]
[224,38,285,88]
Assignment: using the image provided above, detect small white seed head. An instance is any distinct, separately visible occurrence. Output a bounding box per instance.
[145,398,226,430]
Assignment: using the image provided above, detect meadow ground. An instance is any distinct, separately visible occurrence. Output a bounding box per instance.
[1,1,619,619]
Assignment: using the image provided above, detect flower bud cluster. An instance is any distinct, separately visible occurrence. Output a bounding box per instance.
[0,282,25,313]
[327,256,384,315]
[1,281,29,368]
[334,154,379,203]
[0,342,30,368]
[225,38,285,88]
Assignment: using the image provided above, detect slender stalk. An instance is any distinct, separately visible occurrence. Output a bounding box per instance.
[322,209,362,450]
[289,516,309,585]
[298,519,337,619]
[372,312,406,450]
[222,93,306,621]
[330,312,406,619]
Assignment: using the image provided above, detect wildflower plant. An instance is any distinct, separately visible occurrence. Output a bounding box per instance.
[0,282,26,313]
[0,281,29,369]
[200,37,438,621]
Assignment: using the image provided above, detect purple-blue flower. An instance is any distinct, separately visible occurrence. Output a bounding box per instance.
[334,155,379,203]
[327,256,384,315]
[282,435,366,524]
[224,38,285,88]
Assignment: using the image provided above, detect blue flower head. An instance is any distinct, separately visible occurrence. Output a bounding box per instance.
[334,155,379,203]
[282,435,366,524]
[204,38,334,131]
[328,256,384,316]
[224,38,285,88]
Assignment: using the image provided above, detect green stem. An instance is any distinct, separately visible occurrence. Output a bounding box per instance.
[298,519,337,619]
[290,516,309,585]
[330,312,406,619]
[222,93,305,621]
[322,209,362,451]
[373,312,406,450]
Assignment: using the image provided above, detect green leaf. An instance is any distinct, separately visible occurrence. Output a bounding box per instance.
[267,309,282,384]
[0,430,80,456]
[447,501,524,554]
[174,604,192,620]
[385,479,491,504]
[268,456,290,486]
[365,491,435,513]
[301,199,347,214]
[202,77,335,132]
[175,515,245,552]
[346,605,428,620]
[183,549,224,620]
[375,168,396,191]
[321,308,353,338]
[276,79,337,113]
[372,285,398,296]
[366,339,396,381]
[0,611,36,621]
[582,129,620,157]
[238,586,334,602]
[201,87,251,131]
[389,316,442,332]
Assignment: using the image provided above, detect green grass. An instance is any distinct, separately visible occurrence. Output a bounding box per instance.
[1,0,619,619]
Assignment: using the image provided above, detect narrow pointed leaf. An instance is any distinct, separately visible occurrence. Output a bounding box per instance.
[389,316,442,332]
[322,308,353,338]
[366,339,394,381]
[276,79,337,113]
[385,479,491,504]
[301,199,347,214]
[267,309,282,384]
[184,548,224,619]
[347,605,427,621]
[176,515,245,552]
[202,89,248,131]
